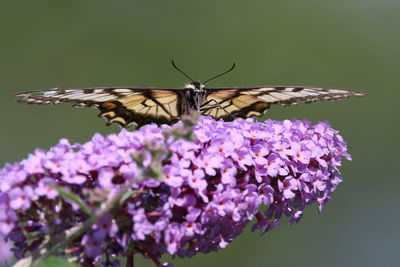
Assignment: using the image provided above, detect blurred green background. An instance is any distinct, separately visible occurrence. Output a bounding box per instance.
[0,0,398,266]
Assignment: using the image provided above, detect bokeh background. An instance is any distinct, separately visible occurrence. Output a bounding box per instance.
[0,0,398,266]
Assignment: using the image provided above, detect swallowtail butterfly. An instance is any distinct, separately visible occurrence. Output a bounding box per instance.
[13,61,365,128]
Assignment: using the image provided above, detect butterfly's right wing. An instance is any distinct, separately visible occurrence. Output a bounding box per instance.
[13,87,185,128]
[202,86,365,120]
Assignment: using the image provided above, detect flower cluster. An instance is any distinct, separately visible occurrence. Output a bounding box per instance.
[0,117,351,266]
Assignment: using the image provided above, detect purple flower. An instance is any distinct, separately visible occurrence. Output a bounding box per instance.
[187,169,207,191]
[163,165,183,187]
[0,117,352,266]
[251,145,270,165]
[82,234,103,259]
[289,143,312,165]
[257,184,274,205]
[265,154,285,177]
[34,178,59,199]
[61,172,87,184]
[0,194,17,236]
[278,176,298,199]
[195,153,223,176]
[24,153,45,174]
[220,160,237,186]
[9,186,34,210]
[0,235,12,266]
[231,150,252,170]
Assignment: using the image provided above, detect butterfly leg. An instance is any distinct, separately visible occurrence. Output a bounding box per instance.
[200,99,235,119]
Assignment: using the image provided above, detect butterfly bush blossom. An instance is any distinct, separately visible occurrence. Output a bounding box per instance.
[0,116,351,266]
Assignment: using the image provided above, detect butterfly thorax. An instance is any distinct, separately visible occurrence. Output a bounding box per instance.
[184,82,206,112]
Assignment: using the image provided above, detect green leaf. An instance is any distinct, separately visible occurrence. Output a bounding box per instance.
[33,256,78,267]
[51,185,92,217]
[119,189,138,205]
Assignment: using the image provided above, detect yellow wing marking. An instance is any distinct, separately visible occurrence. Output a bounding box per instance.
[202,92,268,120]
[117,90,179,120]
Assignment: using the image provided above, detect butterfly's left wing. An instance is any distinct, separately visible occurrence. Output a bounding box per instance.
[13,87,184,128]
[201,86,365,120]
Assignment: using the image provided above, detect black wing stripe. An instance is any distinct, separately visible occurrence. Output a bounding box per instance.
[145,91,174,118]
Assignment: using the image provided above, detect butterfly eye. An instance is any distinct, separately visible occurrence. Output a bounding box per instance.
[193,82,202,89]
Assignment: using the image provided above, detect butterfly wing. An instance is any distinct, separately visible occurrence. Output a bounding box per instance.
[13,87,184,128]
[202,86,365,120]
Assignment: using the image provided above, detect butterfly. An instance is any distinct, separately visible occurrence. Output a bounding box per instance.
[13,61,365,128]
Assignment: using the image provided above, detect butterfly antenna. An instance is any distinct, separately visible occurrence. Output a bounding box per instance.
[202,63,236,84]
[171,60,195,82]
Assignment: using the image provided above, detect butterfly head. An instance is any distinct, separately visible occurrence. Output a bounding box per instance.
[185,82,205,92]
[172,60,235,93]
